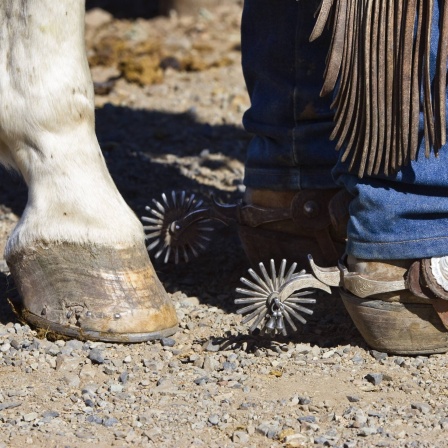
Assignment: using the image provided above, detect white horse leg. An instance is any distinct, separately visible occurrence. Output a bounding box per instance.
[0,1,177,341]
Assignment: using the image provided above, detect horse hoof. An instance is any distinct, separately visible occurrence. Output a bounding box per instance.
[6,242,178,342]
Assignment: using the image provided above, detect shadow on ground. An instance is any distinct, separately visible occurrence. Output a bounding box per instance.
[0,272,20,326]
[86,0,161,19]
[93,106,250,313]
[0,105,250,313]
[0,105,359,346]
[0,105,248,217]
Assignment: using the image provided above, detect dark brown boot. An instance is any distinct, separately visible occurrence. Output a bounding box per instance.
[237,188,350,269]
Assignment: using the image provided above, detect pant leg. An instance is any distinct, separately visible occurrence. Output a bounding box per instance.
[241,0,338,191]
[333,0,448,260]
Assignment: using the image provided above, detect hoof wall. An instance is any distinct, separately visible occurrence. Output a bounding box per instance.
[7,242,178,342]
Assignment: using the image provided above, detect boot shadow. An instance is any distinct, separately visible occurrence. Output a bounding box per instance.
[0,271,21,326]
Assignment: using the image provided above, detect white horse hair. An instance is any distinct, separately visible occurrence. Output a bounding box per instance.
[0,0,144,258]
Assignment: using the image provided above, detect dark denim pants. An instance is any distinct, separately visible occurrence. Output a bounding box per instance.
[242,0,448,260]
[241,0,337,191]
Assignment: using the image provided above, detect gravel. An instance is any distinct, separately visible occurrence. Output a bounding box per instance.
[0,311,445,447]
[0,2,448,447]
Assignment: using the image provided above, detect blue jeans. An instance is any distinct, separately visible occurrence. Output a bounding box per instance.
[242,0,337,191]
[242,0,448,260]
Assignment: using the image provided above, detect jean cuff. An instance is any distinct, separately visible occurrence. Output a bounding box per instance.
[347,236,448,260]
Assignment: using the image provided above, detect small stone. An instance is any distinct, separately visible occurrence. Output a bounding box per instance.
[203,356,218,372]
[347,395,360,403]
[295,344,311,355]
[10,339,21,350]
[239,402,256,410]
[123,355,132,363]
[157,377,171,387]
[79,364,97,380]
[353,409,367,427]
[23,412,38,422]
[208,414,219,425]
[42,410,59,420]
[343,441,357,448]
[370,350,388,361]
[203,339,220,352]
[358,426,377,436]
[47,346,61,357]
[189,353,200,363]
[161,338,176,347]
[322,350,335,359]
[103,417,119,427]
[63,374,80,388]
[60,346,73,356]
[193,356,204,368]
[233,431,250,444]
[88,349,105,364]
[109,384,123,393]
[351,354,364,364]
[65,339,84,351]
[194,376,209,386]
[298,415,316,424]
[86,415,103,424]
[298,396,311,405]
[103,365,116,375]
[222,361,236,371]
[0,402,21,411]
[411,402,431,414]
[1,342,11,352]
[324,428,339,441]
[256,422,279,439]
[82,384,98,395]
[365,373,383,386]
[180,296,200,307]
[119,371,129,384]
[283,433,308,445]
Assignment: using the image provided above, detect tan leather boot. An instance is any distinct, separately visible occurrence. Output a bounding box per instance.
[338,256,448,355]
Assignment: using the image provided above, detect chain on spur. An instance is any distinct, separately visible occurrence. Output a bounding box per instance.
[235,259,318,336]
[142,191,214,264]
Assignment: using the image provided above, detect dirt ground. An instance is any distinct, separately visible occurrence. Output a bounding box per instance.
[0,2,448,448]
